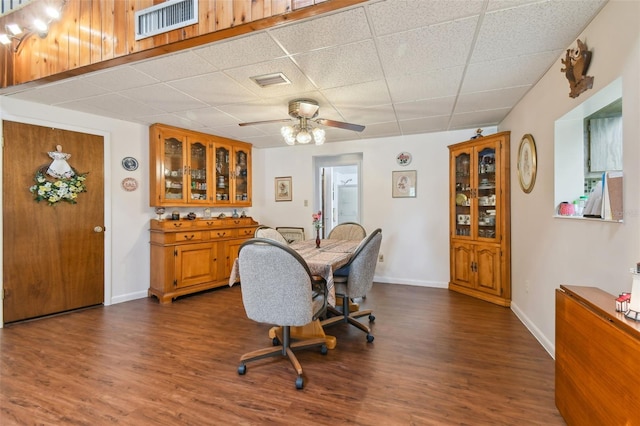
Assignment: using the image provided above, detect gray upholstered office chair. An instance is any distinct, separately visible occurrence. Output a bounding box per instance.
[254,225,289,245]
[321,228,382,342]
[237,238,328,389]
[327,222,367,240]
[276,227,305,244]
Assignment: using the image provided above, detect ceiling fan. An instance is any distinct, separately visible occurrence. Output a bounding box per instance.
[239,98,365,145]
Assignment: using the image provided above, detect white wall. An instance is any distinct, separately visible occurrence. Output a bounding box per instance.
[500,0,640,355]
[252,128,495,288]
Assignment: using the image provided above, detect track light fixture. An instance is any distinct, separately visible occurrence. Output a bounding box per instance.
[0,1,65,52]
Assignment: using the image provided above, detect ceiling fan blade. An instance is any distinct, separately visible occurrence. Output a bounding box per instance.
[315,118,365,132]
[238,118,292,127]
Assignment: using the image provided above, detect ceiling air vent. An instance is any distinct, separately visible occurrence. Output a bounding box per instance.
[251,73,292,88]
[135,0,198,41]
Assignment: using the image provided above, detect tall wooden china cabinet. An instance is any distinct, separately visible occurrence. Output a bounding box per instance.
[448,131,511,306]
[148,124,258,303]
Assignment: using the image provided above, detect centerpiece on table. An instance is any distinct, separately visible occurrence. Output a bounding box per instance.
[312,211,322,248]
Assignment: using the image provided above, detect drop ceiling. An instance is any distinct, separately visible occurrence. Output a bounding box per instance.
[0,0,607,148]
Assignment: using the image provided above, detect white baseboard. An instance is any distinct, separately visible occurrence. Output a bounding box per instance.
[110,290,148,305]
[510,301,555,359]
[374,275,448,288]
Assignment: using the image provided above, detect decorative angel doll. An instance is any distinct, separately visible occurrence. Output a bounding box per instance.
[46,145,75,178]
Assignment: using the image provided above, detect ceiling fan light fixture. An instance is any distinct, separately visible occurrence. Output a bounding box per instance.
[296,129,312,144]
[312,127,325,145]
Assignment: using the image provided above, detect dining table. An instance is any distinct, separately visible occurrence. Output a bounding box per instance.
[229,238,361,349]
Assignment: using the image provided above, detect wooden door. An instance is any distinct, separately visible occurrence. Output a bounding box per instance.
[3,121,104,323]
[450,241,473,289]
[476,245,501,296]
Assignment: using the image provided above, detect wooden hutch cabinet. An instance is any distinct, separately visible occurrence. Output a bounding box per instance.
[149,123,252,207]
[149,217,258,303]
[448,131,511,306]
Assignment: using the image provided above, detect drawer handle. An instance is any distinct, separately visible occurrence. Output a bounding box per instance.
[206,221,214,226]
[173,223,183,228]
[183,234,195,240]
[217,232,227,237]
[234,220,240,224]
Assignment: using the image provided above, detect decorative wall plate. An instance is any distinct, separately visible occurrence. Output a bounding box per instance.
[121,156,139,171]
[122,177,139,192]
[517,134,537,193]
[396,152,412,166]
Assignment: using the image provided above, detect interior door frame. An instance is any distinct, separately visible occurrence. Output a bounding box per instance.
[313,153,363,237]
[0,114,113,328]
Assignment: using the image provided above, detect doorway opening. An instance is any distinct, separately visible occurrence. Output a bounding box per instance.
[313,153,362,237]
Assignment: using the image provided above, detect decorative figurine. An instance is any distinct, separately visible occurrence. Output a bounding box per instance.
[561,39,593,98]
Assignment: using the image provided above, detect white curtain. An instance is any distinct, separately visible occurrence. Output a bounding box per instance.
[590,117,622,172]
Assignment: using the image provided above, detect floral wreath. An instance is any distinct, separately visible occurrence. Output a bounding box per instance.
[29,166,88,205]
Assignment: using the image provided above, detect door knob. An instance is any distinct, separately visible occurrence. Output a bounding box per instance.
[94,226,104,233]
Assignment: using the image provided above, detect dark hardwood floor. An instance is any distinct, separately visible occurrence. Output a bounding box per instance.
[0,284,564,425]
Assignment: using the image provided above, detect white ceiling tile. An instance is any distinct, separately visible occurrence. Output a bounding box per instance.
[335,104,396,126]
[9,79,108,104]
[81,66,159,91]
[295,40,384,89]
[399,115,451,134]
[471,0,607,62]
[455,86,531,114]
[132,51,219,81]
[387,67,464,103]
[322,80,392,108]
[395,97,456,120]
[368,0,484,35]
[139,113,207,130]
[173,107,239,128]
[377,17,478,77]
[449,107,512,129]
[167,73,259,106]
[270,8,371,54]
[462,51,561,93]
[59,93,165,118]
[193,32,287,69]
[119,84,208,113]
[360,121,401,139]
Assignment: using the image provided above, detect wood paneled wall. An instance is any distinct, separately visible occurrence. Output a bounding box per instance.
[0,0,365,89]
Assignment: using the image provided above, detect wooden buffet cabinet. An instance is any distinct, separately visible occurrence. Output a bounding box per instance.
[149,217,258,304]
[448,131,511,306]
[149,123,252,207]
[556,285,640,425]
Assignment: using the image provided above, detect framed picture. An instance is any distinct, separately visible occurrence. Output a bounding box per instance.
[517,134,537,193]
[392,170,417,198]
[274,176,292,202]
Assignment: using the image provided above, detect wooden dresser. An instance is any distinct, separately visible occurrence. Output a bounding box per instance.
[149,217,258,304]
[555,285,640,425]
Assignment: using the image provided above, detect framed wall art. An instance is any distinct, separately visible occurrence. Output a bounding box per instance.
[517,134,537,193]
[392,170,417,198]
[274,176,292,202]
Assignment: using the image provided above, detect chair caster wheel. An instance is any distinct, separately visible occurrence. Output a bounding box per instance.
[369,314,375,322]
[366,334,374,343]
[320,344,328,355]
[295,376,304,389]
[238,364,247,375]
[272,337,280,346]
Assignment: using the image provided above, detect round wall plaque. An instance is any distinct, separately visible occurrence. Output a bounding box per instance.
[121,177,139,192]
[396,152,412,166]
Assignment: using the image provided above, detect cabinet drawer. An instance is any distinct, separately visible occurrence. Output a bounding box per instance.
[211,229,236,239]
[175,231,205,242]
[237,227,257,238]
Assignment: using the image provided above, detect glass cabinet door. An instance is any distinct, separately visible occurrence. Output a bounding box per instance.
[475,145,497,240]
[189,141,210,203]
[163,136,186,203]
[233,146,249,203]
[454,149,472,237]
[215,145,231,203]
